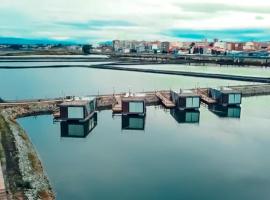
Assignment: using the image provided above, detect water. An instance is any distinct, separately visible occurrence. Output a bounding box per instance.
[120,64,270,77]
[2,61,270,199]
[0,62,257,100]
[18,96,270,200]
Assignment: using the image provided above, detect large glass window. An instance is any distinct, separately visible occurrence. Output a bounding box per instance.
[185,112,200,122]
[186,98,193,108]
[193,97,200,107]
[186,97,200,108]
[68,107,84,119]
[227,107,241,117]
[129,117,144,129]
[89,101,95,113]
[234,94,241,104]
[129,102,144,113]
[68,124,85,136]
[228,94,241,104]
[228,94,235,104]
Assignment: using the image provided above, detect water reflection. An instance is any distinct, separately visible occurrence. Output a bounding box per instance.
[170,109,200,124]
[122,115,145,130]
[60,113,98,138]
[209,105,241,118]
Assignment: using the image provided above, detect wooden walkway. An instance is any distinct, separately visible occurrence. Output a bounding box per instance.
[112,95,122,113]
[156,92,175,108]
[196,89,217,104]
[229,84,270,96]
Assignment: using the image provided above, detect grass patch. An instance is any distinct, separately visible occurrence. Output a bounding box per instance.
[18,130,29,142]
[38,189,53,200]
[28,152,42,174]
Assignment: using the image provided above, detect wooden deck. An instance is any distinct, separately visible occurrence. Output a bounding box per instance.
[112,95,122,113]
[196,88,217,104]
[156,92,175,108]
[229,84,270,96]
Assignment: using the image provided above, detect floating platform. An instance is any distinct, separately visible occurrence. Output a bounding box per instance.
[156,92,175,108]
[112,95,122,113]
[196,88,217,104]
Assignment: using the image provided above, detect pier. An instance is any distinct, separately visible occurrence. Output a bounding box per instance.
[1,84,270,112]
[196,88,217,104]
[89,65,270,83]
[156,92,175,108]
[112,95,122,113]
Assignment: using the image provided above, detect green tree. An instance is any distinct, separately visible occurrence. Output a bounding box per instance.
[82,44,93,54]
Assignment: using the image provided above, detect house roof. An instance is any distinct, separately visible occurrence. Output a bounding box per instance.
[59,100,90,107]
[219,87,241,94]
[172,89,199,97]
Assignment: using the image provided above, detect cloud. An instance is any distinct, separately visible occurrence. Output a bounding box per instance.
[1,0,270,42]
[255,16,264,20]
[177,3,270,14]
[57,20,136,30]
[164,28,270,41]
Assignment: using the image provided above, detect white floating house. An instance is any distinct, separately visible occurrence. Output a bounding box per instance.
[59,97,96,121]
[171,90,200,110]
[209,87,242,106]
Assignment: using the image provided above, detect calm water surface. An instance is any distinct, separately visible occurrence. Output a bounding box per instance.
[18,96,270,200]
[2,62,270,200]
[0,63,257,99]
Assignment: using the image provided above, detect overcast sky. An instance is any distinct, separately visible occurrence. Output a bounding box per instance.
[1,0,270,42]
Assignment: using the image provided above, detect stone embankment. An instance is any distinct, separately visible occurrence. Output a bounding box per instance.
[0,103,57,200]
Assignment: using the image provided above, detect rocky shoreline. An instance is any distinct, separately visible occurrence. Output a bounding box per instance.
[0,104,57,200]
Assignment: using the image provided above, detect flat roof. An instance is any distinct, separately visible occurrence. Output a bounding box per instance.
[212,87,240,94]
[172,90,199,97]
[74,96,96,101]
[220,87,240,94]
[122,97,145,101]
[59,100,90,107]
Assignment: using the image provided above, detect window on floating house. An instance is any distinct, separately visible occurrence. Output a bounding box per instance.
[185,112,200,122]
[68,124,84,136]
[129,117,144,129]
[68,107,84,119]
[129,102,144,113]
[186,97,200,108]
[228,94,241,104]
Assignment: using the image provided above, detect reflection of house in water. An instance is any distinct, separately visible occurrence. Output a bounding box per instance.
[122,115,145,130]
[60,113,98,138]
[209,105,241,118]
[170,109,200,123]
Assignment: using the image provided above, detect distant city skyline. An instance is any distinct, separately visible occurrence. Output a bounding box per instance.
[1,0,270,43]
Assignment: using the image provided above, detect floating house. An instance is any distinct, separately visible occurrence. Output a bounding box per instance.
[170,109,200,123]
[60,112,97,138]
[58,97,96,122]
[122,115,145,130]
[209,105,241,118]
[122,95,146,116]
[209,87,242,106]
[171,90,200,110]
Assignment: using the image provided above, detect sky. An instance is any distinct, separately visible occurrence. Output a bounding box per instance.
[1,0,270,43]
